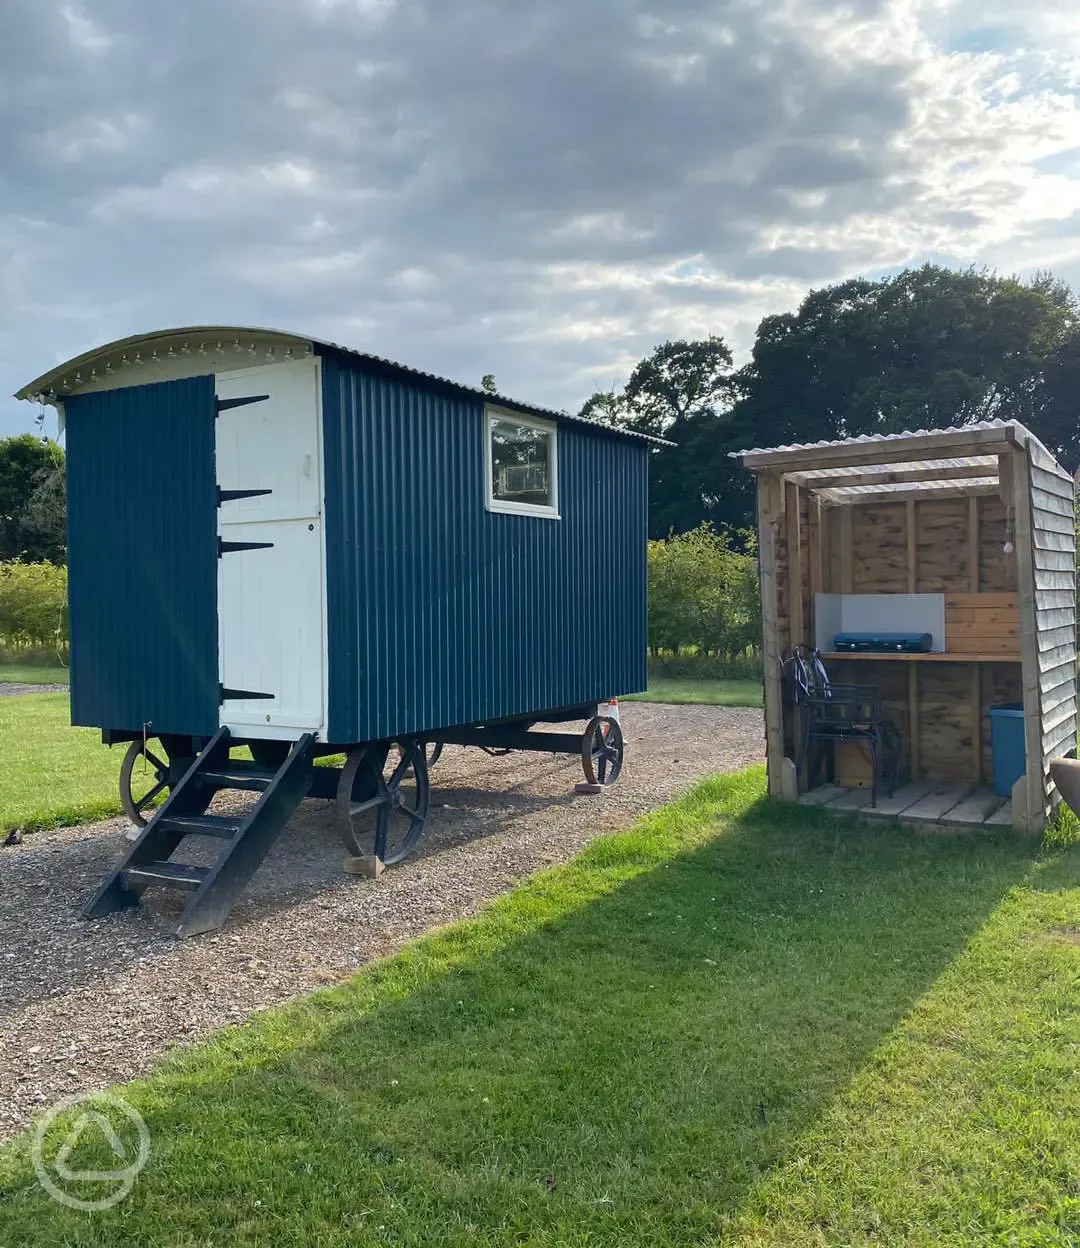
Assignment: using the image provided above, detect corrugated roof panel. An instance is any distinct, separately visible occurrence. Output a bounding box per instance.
[730,419,1024,460]
[15,324,672,447]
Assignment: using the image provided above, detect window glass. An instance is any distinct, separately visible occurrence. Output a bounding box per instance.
[489,417,555,510]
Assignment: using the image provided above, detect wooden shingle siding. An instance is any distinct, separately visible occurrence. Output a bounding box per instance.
[1027,441,1077,814]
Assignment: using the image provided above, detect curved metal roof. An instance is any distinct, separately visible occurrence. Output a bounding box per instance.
[16,324,671,447]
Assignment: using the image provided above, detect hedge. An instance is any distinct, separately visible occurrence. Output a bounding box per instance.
[0,562,68,655]
[647,524,760,660]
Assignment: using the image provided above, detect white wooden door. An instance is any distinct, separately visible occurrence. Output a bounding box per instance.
[215,358,327,738]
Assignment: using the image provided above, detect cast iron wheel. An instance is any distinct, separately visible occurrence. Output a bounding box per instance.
[581,716,624,787]
[336,739,430,866]
[119,738,172,827]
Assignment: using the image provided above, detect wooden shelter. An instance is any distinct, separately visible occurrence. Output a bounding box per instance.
[734,420,1076,833]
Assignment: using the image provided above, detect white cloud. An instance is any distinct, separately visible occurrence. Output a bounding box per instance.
[5,0,1080,429]
[59,4,113,52]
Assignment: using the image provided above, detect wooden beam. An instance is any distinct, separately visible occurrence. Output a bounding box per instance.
[737,425,1021,473]
[1011,448,1045,832]
[808,495,824,621]
[968,496,979,594]
[796,460,996,490]
[971,665,982,784]
[997,451,1014,505]
[839,506,854,594]
[817,482,1000,507]
[906,499,917,593]
[786,480,805,645]
[757,473,787,798]
[908,661,920,783]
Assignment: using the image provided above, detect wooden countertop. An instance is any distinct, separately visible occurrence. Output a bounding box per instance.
[820,651,1020,663]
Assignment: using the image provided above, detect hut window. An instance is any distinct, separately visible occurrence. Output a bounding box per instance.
[484,408,559,518]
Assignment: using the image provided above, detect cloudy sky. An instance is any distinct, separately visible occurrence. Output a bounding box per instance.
[3,0,1080,436]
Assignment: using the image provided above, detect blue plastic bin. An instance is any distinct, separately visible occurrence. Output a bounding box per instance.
[989,703,1025,797]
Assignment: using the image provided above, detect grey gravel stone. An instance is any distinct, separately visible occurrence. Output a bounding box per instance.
[0,683,69,697]
[0,703,762,1141]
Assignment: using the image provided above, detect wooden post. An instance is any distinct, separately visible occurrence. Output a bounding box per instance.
[908,662,920,784]
[758,473,787,797]
[907,497,919,781]
[906,499,917,593]
[968,497,980,594]
[786,480,805,645]
[1011,449,1044,832]
[808,495,824,607]
[840,506,854,594]
[969,496,981,782]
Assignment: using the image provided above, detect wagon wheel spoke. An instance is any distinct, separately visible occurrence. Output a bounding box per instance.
[143,749,168,775]
[348,793,385,817]
[133,777,168,808]
[388,752,413,789]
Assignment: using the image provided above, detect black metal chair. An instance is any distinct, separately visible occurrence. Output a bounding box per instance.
[781,645,900,807]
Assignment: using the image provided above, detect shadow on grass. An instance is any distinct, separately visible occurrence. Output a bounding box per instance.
[0,772,1046,1246]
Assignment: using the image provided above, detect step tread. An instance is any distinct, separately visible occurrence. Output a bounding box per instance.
[123,861,210,889]
[159,813,244,838]
[198,765,274,791]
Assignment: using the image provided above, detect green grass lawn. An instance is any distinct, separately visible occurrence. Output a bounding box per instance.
[627,677,763,707]
[0,659,69,684]
[0,691,126,834]
[6,767,1080,1245]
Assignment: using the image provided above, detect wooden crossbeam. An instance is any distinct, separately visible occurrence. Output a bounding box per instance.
[816,480,999,506]
[737,425,1022,472]
[793,460,996,490]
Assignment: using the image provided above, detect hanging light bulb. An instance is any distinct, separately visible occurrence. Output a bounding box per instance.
[167,345,177,359]
[216,342,225,355]
[264,347,275,361]
[198,343,208,357]
[104,361,114,375]
[1003,503,1015,555]
[181,342,191,356]
[233,338,243,353]
[283,348,294,361]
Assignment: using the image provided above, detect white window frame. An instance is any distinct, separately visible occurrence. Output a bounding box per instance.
[484,406,560,519]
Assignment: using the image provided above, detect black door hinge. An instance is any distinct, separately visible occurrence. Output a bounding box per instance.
[218,487,273,505]
[219,684,275,703]
[218,538,274,556]
[216,394,269,414]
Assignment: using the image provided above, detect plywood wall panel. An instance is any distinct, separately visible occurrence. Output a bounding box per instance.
[916,498,971,592]
[850,502,907,593]
[977,495,1017,593]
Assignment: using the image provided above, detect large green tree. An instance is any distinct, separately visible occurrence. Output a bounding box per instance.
[736,264,1080,471]
[578,336,752,537]
[0,435,66,563]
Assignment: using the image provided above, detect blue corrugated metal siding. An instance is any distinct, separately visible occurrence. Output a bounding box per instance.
[64,376,219,735]
[321,352,648,743]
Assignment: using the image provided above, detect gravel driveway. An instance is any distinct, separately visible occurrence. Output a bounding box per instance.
[0,703,762,1141]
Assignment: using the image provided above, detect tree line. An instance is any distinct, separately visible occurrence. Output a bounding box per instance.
[4,262,1080,563]
[581,264,1080,538]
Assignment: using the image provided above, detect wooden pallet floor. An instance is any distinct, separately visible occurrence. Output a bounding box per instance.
[797,781,1012,828]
